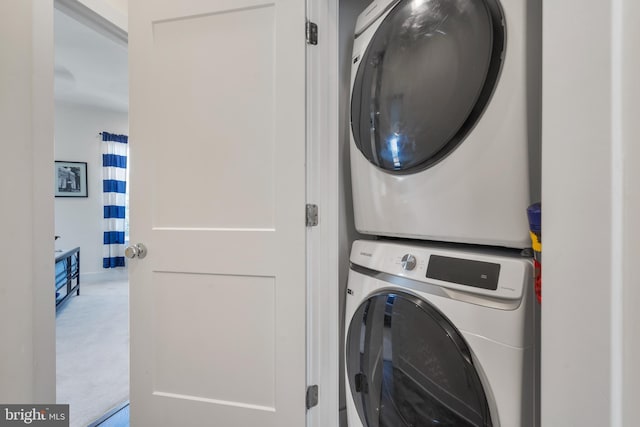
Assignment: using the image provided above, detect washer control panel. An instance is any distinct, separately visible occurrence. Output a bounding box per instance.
[350,240,529,300]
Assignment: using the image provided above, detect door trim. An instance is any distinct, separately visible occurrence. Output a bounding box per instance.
[306,0,340,426]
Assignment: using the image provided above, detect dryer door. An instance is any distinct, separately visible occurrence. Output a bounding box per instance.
[346,291,493,427]
[351,0,505,173]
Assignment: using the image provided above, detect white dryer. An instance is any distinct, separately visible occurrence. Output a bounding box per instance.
[349,0,541,248]
[345,240,539,427]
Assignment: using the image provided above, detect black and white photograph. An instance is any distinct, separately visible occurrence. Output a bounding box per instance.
[55,161,88,197]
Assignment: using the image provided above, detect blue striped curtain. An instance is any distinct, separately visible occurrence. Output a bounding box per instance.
[102,132,128,268]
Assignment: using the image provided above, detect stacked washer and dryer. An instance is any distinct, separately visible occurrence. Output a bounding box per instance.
[344,0,540,426]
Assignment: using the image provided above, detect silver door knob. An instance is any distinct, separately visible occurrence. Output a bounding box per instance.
[125,243,147,259]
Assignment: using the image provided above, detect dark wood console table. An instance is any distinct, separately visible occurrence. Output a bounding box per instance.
[55,247,80,308]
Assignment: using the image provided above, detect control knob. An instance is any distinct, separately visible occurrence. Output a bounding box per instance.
[400,254,417,271]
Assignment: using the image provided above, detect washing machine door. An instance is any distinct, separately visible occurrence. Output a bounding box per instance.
[346,291,493,427]
[351,0,505,173]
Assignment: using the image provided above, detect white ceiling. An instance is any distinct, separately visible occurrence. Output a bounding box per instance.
[54,7,128,112]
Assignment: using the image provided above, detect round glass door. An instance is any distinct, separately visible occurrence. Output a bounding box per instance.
[351,0,505,173]
[346,291,493,426]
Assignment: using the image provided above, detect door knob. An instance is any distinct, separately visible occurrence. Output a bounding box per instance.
[125,243,147,259]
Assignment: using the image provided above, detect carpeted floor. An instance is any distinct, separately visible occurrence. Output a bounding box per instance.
[56,279,129,427]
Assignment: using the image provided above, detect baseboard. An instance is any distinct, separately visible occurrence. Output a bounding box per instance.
[81,269,128,283]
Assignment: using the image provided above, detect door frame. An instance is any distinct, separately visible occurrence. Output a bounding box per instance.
[49,0,342,425]
[306,0,340,426]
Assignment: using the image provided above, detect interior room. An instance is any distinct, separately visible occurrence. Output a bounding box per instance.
[2,0,640,426]
[53,1,129,426]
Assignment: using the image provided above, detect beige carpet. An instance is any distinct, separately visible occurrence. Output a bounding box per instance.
[56,279,129,427]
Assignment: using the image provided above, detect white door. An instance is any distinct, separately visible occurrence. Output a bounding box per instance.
[128,0,307,425]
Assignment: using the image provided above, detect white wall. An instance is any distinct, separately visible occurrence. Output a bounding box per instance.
[54,101,128,282]
[0,0,55,403]
[542,0,640,425]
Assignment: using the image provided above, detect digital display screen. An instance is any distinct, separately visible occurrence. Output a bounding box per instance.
[426,255,500,290]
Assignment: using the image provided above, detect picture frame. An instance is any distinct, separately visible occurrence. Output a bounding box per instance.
[55,161,88,197]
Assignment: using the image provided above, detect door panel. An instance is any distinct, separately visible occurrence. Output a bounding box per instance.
[151,5,276,229]
[152,273,276,408]
[129,0,306,425]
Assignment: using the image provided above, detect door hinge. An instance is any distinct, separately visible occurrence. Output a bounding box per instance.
[306,20,318,45]
[306,204,318,227]
[306,385,319,409]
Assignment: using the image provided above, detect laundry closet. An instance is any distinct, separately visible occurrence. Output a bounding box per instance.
[337,0,541,425]
[2,0,637,426]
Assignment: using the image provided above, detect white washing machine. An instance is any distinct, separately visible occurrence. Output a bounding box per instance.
[349,0,541,248]
[345,240,539,427]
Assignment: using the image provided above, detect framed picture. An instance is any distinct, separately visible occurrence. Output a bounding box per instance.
[55,161,88,197]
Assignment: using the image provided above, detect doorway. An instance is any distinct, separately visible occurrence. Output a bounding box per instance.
[53,3,129,426]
